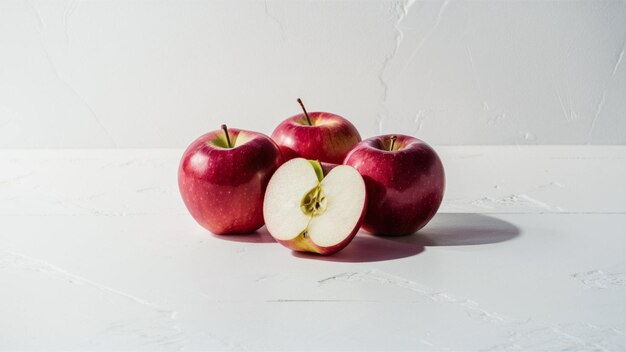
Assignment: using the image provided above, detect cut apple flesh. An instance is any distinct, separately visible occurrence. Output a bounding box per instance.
[263,158,366,251]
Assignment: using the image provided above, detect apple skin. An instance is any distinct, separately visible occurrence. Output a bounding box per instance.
[344,134,445,236]
[319,161,339,175]
[276,216,364,255]
[271,112,361,164]
[178,128,282,235]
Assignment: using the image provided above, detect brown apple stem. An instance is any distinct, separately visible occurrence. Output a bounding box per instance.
[297,98,313,126]
[389,135,397,151]
[221,124,232,148]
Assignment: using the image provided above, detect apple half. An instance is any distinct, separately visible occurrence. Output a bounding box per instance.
[263,158,367,255]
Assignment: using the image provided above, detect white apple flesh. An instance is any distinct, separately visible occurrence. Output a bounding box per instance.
[263,158,366,255]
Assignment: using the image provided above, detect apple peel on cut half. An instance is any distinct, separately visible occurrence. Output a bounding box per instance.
[263,158,367,255]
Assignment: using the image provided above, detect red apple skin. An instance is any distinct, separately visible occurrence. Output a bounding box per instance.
[276,193,367,255]
[271,112,361,164]
[178,128,282,235]
[344,134,445,236]
[319,161,339,175]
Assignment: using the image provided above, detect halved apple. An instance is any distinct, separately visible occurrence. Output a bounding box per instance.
[263,158,367,255]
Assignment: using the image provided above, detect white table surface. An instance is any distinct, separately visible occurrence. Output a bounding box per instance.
[1,146,625,351]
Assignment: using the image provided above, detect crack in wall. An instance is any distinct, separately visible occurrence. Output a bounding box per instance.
[590,93,608,141]
[589,37,626,143]
[610,40,626,78]
[376,0,417,134]
[379,0,415,103]
[556,90,570,123]
[264,0,285,40]
[27,1,117,147]
[26,0,45,30]
[402,0,450,71]
[466,45,482,91]
[413,110,426,134]
[378,0,450,136]
[62,0,78,44]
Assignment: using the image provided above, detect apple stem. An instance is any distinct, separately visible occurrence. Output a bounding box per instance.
[297,98,313,126]
[389,135,397,151]
[221,124,232,148]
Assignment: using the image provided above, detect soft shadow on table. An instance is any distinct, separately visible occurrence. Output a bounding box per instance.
[294,213,520,263]
[397,213,520,247]
[211,226,276,243]
[293,234,425,263]
[292,232,424,263]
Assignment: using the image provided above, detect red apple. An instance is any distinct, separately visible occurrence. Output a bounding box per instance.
[178,125,282,235]
[263,158,367,255]
[271,99,361,164]
[344,134,445,236]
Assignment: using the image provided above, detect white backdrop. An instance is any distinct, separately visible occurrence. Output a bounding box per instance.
[1,0,625,148]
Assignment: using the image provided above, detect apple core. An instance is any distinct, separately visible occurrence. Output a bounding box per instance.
[301,185,327,217]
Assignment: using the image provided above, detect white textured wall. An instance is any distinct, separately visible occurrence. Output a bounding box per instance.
[1,0,625,148]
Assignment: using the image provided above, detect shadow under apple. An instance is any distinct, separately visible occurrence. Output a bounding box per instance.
[293,233,424,263]
[397,213,520,247]
[294,213,520,263]
[211,226,276,244]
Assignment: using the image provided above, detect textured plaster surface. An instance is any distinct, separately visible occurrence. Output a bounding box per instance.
[1,1,626,147]
[1,147,625,350]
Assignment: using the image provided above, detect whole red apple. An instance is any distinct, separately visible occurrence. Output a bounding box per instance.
[344,134,445,236]
[178,125,282,235]
[271,99,361,164]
